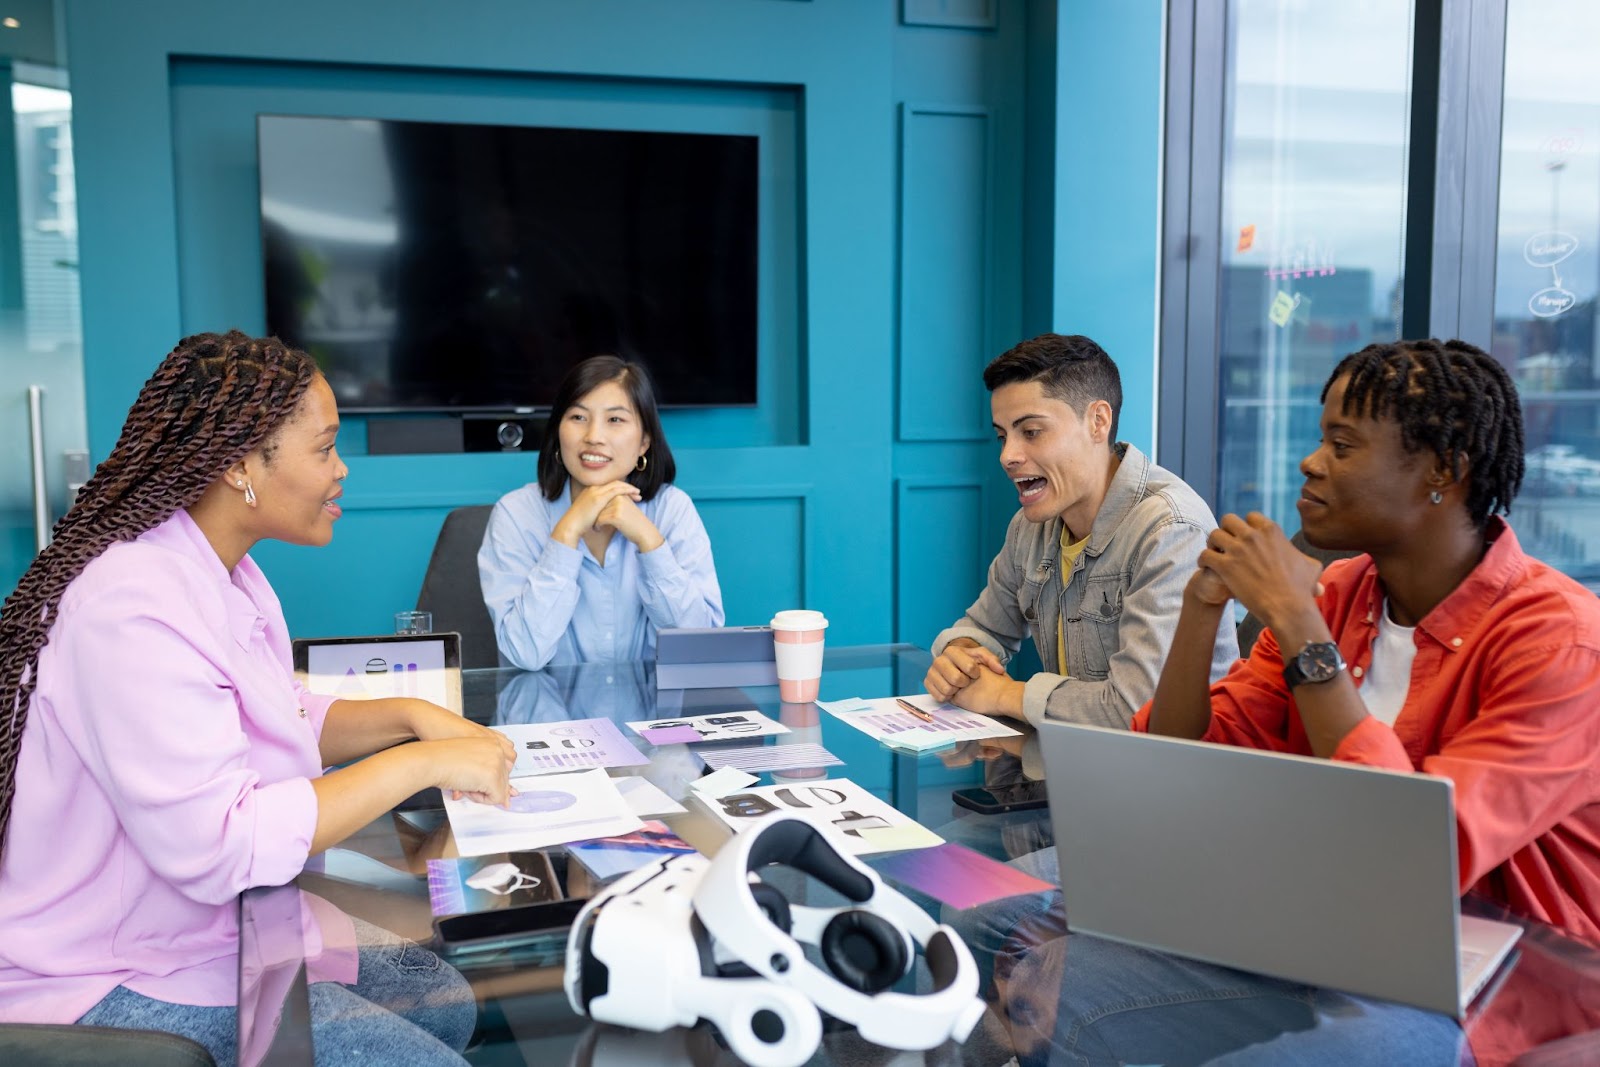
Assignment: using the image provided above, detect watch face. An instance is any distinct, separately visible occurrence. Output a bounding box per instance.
[1298,642,1344,682]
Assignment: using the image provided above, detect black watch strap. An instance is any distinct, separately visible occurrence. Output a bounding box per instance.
[1283,640,1346,690]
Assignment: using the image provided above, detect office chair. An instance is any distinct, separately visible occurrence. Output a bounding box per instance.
[0,1024,216,1067]
[416,504,498,670]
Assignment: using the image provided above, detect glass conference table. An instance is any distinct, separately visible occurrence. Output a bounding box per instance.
[238,643,1025,1066]
[238,644,1600,1066]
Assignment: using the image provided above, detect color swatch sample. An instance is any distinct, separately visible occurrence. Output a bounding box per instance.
[870,842,1055,910]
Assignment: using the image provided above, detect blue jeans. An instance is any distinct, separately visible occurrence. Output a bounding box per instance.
[77,919,476,1067]
[994,932,1470,1067]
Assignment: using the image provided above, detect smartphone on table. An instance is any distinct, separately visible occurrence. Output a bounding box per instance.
[951,780,1048,815]
[431,898,589,961]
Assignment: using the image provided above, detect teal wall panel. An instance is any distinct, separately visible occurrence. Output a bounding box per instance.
[37,0,1166,663]
[695,492,807,628]
[1050,0,1165,453]
[898,104,991,442]
[253,505,454,638]
[166,58,804,451]
[894,479,988,643]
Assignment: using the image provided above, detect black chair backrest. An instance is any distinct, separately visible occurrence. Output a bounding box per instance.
[0,1024,216,1067]
[416,504,498,670]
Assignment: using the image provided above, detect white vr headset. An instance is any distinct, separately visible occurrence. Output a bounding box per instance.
[564,814,984,1067]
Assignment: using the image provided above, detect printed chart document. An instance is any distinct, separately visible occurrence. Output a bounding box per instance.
[444,769,643,857]
[698,777,942,855]
[626,710,789,745]
[817,695,1021,751]
[698,742,843,774]
[495,719,650,776]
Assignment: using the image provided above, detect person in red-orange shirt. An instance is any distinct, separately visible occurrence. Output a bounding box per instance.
[997,339,1600,1067]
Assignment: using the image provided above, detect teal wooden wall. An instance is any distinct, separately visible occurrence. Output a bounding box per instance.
[51,0,1165,656]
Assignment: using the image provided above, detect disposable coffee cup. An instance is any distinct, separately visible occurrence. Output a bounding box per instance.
[770,609,828,702]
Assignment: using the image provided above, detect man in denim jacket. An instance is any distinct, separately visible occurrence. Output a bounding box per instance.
[926,334,1238,728]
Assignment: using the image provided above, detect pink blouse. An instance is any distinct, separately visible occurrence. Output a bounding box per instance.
[0,509,354,1023]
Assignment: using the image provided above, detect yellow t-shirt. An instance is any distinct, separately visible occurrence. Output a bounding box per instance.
[1056,526,1091,674]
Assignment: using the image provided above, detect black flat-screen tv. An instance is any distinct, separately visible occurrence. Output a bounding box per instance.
[257,114,758,413]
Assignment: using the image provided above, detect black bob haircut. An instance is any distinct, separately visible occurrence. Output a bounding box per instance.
[538,355,676,503]
[1324,338,1524,528]
[982,333,1123,444]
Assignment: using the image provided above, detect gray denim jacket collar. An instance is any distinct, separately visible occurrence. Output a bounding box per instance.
[1053,441,1150,564]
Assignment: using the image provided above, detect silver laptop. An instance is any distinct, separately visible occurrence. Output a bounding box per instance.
[1039,722,1521,1017]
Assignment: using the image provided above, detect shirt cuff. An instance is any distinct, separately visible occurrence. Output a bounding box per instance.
[637,538,681,579]
[1020,672,1068,727]
[249,777,318,888]
[297,691,337,737]
[1330,714,1409,769]
[1130,701,1155,733]
[539,538,584,579]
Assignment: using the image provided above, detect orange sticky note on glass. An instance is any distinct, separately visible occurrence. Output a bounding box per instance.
[1237,224,1256,253]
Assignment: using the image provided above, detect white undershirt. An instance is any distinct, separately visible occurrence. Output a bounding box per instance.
[1358,599,1417,726]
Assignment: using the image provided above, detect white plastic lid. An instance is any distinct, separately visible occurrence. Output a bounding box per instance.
[769,609,829,631]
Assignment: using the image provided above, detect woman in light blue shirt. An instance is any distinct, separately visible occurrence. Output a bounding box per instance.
[479,355,724,669]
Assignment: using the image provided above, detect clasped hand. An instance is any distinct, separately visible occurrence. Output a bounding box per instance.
[924,639,1015,717]
[554,480,664,552]
[1192,512,1324,628]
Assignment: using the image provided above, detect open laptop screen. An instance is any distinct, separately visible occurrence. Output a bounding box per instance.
[1039,721,1517,1017]
[292,632,463,713]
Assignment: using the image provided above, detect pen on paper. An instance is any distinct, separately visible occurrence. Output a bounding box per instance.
[895,698,937,724]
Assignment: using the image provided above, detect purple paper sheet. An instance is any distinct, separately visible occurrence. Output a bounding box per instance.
[499,718,650,776]
[642,725,703,745]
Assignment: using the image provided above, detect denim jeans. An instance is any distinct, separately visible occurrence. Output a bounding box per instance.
[993,932,1470,1067]
[77,919,476,1067]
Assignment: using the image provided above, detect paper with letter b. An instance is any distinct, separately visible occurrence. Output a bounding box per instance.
[699,777,941,855]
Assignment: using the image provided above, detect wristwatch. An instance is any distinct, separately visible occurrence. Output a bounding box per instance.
[1283,640,1346,690]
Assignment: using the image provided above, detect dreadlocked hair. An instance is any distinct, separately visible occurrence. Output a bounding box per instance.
[0,330,317,857]
[1325,337,1525,527]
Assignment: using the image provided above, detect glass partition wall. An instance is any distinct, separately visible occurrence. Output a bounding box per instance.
[1165,0,1600,592]
[0,61,85,598]
[1494,0,1600,586]
[1213,0,1414,525]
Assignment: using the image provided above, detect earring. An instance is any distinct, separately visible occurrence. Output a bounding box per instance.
[636,453,648,472]
[1429,490,1443,505]
[244,482,258,507]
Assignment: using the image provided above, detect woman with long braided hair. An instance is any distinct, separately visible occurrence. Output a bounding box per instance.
[0,332,513,1064]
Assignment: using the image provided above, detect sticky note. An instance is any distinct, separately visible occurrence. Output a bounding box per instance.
[642,725,702,745]
[855,824,944,853]
[1268,290,1297,327]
